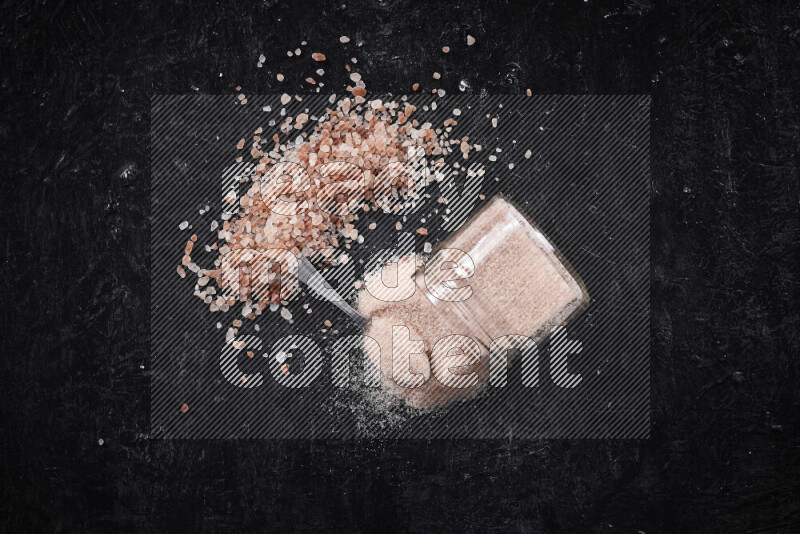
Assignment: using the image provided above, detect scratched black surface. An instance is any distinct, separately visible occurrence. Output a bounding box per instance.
[1,0,799,532]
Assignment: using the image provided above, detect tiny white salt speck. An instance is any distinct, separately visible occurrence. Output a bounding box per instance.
[98,439,104,446]
[259,54,266,63]
[178,221,189,230]
[340,35,350,43]
[437,89,446,97]
[423,242,432,253]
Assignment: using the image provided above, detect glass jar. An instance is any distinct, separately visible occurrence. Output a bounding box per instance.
[416,195,589,350]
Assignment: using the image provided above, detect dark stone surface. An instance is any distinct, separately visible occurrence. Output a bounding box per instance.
[1,0,798,531]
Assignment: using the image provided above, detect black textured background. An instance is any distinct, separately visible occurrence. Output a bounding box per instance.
[1,0,799,532]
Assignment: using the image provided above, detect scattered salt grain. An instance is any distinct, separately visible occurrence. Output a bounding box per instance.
[178,221,189,230]
[340,36,350,43]
[467,35,476,46]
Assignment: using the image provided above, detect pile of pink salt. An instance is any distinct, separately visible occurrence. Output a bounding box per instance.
[181,94,472,323]
[357,255,489,409]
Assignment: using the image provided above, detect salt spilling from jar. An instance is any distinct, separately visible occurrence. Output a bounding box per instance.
[356,196,589,409]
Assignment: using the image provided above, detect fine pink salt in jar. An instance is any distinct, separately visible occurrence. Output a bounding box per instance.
[419,195,589,349]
